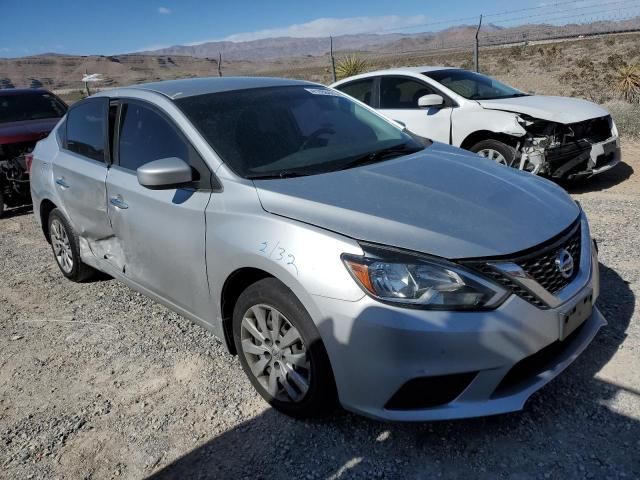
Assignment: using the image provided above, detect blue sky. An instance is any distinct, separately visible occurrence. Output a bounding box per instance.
[0,0,632,57]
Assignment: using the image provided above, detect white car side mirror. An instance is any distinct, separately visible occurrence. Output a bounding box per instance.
[418,94,444,108]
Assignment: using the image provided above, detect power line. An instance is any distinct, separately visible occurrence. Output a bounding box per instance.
[486,0,640,26]
[358,0,627,35]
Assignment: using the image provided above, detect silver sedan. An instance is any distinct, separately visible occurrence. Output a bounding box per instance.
[29,77,604,421]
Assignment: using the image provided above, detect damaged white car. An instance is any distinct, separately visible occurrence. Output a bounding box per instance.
[332,67,620,180]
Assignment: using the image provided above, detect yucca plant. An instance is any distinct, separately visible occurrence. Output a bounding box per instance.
[615,64,640,104]
[335,55,367,80]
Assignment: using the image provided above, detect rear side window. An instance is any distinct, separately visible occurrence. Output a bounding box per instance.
[65,99,107,162]
[336,78,375,106]
[380,77,437,109]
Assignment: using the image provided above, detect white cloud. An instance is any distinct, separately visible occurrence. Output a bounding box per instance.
[220,15,428,42]
[158,6,172,14]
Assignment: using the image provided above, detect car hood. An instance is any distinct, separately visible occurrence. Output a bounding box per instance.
[0,118,60,145]
[478,95,609,124]
[253,143,579,259]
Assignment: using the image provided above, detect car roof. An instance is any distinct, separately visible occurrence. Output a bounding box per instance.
[371,66,457,74]
[331,66,460,85]
[0,88,55,96]
[126,76,318,100]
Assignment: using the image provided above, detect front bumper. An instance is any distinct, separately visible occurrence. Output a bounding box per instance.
[313,214,605,421]
[548,136,621,180]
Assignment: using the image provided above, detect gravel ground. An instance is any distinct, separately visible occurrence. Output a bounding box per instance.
[1,143,639,480]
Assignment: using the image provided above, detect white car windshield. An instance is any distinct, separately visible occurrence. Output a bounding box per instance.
[424,69,528,101]
[175,85,425,179]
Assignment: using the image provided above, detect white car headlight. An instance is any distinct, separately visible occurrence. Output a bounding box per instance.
[610,118,619,138]
[342,246,508,310]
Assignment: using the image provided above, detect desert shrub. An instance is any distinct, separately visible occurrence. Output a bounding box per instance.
[575,57,592,69]
[510,45,524,58]
[497,57,512,72]
[560,62,615,104]
[605,100,640,137]
[605,37,616,46]
[606,53,627,70]
[335,55,367,80]
[614,64,640,103]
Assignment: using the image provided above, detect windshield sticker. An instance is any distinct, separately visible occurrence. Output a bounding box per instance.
[305,88,341,97]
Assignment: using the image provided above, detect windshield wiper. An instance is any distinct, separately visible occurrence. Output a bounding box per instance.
[246,170,312,180]
[341,143,422,170]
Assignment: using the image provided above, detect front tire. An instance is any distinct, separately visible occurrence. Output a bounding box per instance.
[469,139,518,167]
[48,209,95,282]
[233,278,337,419]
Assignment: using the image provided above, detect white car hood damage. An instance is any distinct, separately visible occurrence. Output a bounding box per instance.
[478,95,610,124]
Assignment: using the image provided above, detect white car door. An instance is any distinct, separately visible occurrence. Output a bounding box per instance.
[377,75,453,143]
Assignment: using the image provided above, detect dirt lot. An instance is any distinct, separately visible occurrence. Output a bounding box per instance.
[1,143,639,479]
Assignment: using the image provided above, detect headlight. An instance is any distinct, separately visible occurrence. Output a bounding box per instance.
[342,246,508,310]
[610,118,619,138]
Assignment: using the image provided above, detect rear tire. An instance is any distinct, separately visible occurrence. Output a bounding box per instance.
[0,189,5,218]
[469,139,518,167]
[48,209,95,282]
[233,278,337,419]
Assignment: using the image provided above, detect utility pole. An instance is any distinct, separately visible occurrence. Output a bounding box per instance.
[218,52,222,77]
[84,68,90,96]
[474,14,483,73]
[330,36,336,82]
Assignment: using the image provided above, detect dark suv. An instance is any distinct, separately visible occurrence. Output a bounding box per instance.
[0,88,67,216]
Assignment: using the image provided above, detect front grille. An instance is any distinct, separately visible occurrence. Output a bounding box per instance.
[519,226,581,294]
[567,116,612,143]
[385,372,477,410]
[464,220,582,309]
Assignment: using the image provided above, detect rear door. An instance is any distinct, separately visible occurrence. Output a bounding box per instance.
[377,75,453,143]
[52,97,113,250]
[105,99,213,319]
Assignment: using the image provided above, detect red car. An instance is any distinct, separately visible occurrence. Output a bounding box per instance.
[0,88,67,216]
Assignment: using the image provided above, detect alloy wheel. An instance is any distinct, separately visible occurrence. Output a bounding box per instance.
[477,148,508,165]
[50,219,73,273]
[240,304,311,402]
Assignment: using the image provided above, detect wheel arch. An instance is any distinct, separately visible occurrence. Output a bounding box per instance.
[39,199,58,243]
[220,267,274,354]
[459,130,521,151]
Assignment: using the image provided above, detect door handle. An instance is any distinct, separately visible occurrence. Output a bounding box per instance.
[109,195,129,210]
[55,177,69,189]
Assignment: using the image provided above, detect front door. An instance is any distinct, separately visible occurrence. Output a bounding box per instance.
[52,97,113,254]
[377,75,453,143]
[105,99,213,320]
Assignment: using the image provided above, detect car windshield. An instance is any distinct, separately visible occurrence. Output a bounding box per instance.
[0,92,67,124]
[175,85,425,179]
[424,69,527,100]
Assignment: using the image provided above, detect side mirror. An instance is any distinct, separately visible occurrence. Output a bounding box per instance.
[137,157,193,189]
[418,94,444,108]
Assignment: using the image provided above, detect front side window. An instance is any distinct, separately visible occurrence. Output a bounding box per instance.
[424,69,527,100]
[380,77,437,109]
[0,92,67,124]
[118,102,190,172]
[336,78,375,106]
[66,99,107,162]
[176,86,424,179]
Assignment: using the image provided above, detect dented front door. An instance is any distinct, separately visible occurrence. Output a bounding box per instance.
[104,99,213,321]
